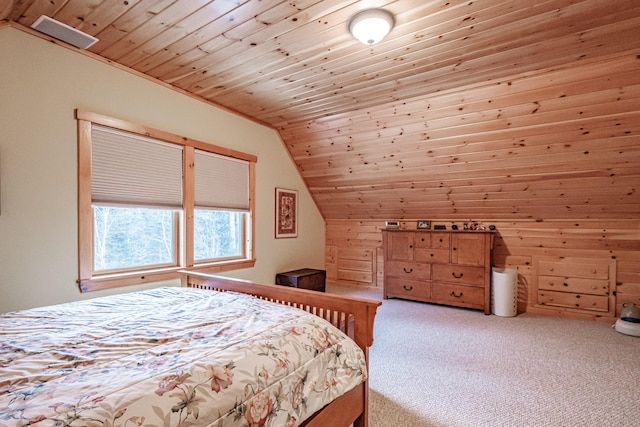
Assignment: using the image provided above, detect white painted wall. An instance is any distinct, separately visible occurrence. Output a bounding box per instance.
[0,27,326,313]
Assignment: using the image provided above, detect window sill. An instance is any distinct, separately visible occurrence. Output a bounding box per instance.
[187,258,256,274]
[79,259,256,292]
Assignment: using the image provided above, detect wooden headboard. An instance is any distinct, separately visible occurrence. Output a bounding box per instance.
[180,271,381,353]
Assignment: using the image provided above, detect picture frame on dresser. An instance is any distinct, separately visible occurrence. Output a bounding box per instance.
[417,220,431,229]
[275,187,298,238]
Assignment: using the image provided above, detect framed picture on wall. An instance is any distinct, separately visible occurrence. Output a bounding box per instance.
[275,187,298,238]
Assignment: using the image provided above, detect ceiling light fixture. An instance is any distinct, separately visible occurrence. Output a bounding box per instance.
[349,9,394,45]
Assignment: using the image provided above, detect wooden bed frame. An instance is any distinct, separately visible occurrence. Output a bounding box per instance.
[181,272,381,427]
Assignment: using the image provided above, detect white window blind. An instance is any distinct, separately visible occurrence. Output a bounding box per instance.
[194,149,249,211]
[91,125,183,208]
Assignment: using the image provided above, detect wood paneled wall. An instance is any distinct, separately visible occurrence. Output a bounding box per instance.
[320,51,639,320]
[326,219,640,319]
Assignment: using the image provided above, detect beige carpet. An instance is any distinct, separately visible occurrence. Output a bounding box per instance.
[327,285,640,427]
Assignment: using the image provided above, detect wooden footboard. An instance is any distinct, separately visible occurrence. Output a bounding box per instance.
[180,272,380,427]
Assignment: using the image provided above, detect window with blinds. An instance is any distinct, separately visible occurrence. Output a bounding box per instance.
[76,110,256,292]
[91,126,184,208]
[193,150,249,262]
[194,150,249,211]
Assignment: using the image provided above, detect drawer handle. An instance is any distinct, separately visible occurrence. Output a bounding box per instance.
[452,272,464,279]
[451,291,463,298]
[403,267,413,273]
[403,285,413,291]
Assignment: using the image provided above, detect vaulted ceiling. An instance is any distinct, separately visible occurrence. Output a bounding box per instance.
[3,0,639,221]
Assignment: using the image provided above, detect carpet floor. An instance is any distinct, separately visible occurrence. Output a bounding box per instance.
[327,285,640,427]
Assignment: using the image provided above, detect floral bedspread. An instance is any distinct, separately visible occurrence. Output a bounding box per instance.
[0,287,366,426]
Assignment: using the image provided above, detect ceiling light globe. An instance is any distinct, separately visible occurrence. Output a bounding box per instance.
[349,9,394,45]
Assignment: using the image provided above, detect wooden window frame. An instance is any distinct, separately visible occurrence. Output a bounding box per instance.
[77,110,257,292]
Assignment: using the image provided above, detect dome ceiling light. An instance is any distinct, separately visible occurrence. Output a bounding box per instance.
[349,9,395,45]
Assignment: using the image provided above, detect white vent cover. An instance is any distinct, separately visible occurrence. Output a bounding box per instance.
[31,15,98,49]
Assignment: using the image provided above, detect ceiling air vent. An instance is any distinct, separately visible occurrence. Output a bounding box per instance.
[31,15,98,49]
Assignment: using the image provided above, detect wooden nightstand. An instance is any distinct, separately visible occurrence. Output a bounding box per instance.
[276,268,326,292]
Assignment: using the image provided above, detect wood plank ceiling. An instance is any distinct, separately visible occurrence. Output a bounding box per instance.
[3,0,640,221]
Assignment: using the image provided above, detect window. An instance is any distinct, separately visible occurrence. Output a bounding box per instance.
[94,206,178,272]
[77,110,256,292]
[193,209,243,261]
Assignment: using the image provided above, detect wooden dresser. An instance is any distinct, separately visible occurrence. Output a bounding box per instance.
[382,230,493,314]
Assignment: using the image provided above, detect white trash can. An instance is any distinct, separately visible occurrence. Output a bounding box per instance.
[491,267,518,317]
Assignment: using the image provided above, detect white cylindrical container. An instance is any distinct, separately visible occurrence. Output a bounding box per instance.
[491,267,518,317]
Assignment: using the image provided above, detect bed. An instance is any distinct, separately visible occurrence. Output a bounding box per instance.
[0,272,380,427]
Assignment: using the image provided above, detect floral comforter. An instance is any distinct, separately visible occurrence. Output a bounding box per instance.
[0,287,366,426]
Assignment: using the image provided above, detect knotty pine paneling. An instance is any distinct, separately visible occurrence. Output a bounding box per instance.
[326,219,640,318]
[289,52,640,223]
[7,0,640,127]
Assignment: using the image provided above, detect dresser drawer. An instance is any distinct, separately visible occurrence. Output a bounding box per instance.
[431,233,450,249]
[538,276,609,296]
[537,290,609,312]
[386,261,430,280]
[386,278,431,300]
[432,264,485,286]
[413,233,431,248]
[414,248,449,263]
[537,259,609,280]
[432,283,484,308]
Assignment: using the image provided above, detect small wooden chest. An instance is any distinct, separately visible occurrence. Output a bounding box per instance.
[276,268,326,292]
